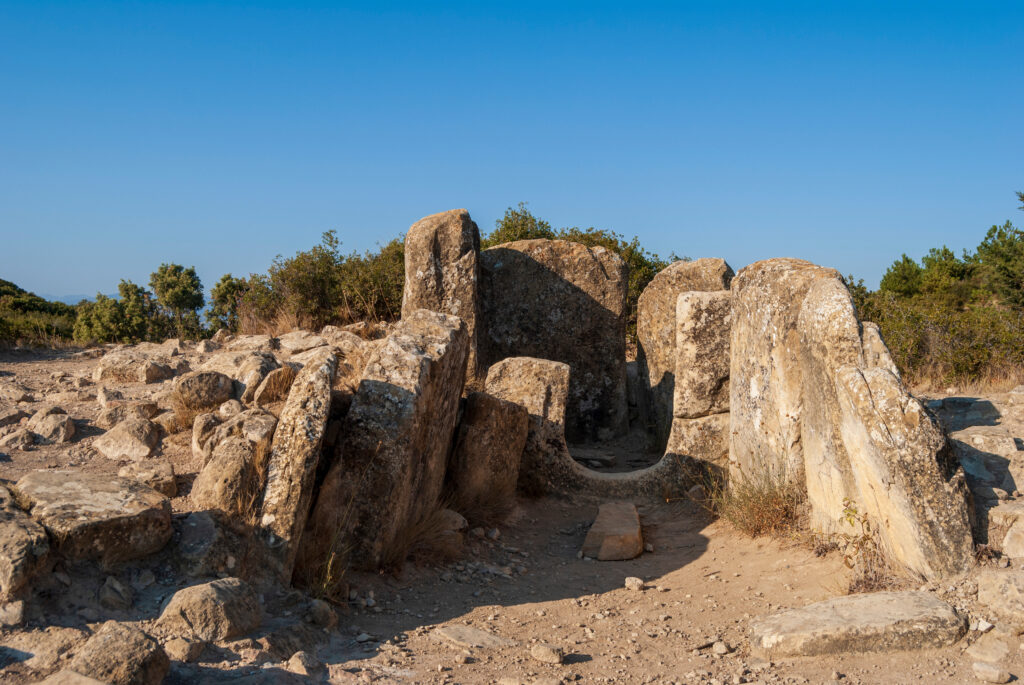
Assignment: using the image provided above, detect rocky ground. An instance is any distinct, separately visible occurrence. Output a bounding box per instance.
[2,341,1024,684]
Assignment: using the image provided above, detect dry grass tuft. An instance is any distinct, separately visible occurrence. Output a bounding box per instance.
[169,388,204,433]
[380,500,465,571]
[707,467,806,539]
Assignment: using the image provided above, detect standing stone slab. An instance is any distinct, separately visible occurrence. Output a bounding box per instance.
[749,591,965,658]
[402,209,482,386]
[673,290,732,420]
[480,239,628,442]
[636,258,733,443]
[485,357,572,495]
[303,310,468,572]
[664,413,730,469]
[730,258,973,580]
[0,485,49,601]
[14,471,171,566]
[730,259,841,484]
[581,501,643,560]
[448,391,529,519]
[259,348,336,582]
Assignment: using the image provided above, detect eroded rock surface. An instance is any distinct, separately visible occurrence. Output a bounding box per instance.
[14,471,171,565]
[68,620,169,685]
[0,485,49,601]
[636,258,733,442]
[304,310,468,572]
[749,591,965,658]
[158,577,261,642]
[480,239,628,442]
[403,208,482,386]
[259,349,336,581]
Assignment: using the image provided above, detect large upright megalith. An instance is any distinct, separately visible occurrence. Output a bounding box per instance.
[729,258,974,579]
[635,258,733,445]
[480,239,628,443]
[402,209,482,386]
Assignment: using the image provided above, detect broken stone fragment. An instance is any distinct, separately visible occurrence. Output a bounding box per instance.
[68,621,169,685]
[0,484,49,602]
[94,418,161,460]
[118,460,176,497]
[158,577,261,642]
[749,591,965,658]
[581,502,643,561]
[14,470,172,566]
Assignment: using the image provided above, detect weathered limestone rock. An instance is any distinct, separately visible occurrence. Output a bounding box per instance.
[0,407,27,428]
[27,410,75,444]
[35,670,107,685]
[259,349,336,581]
[402,209,482,386]
[480,239,628,442]
[729,258,973,579]
[68,621,169,685]
[973,662,1012,684]
[435,624,518,649]
[448,391,529,518]
[485,357,572,495]
[749,591,965,658]
[95,401,159,430]
[193,436,265,521]
[304,310,468,572]
[978,570,1024,625]
[0,428,34,451]
[94,419,160,460]
[673,290,732,420]
[14,471,172,565]
[664,413,730,469]
[118,460,176,497]
[636,259,733,442]
[93,349,183,385]
[172,370,234,410]
[834,366,975,578]
[200,351,280,403]
[253,364,298,407]
[0,485,49,601]
[174,511,246,578]
[158,577,261,642]
[277,330,326,355]
[581,501,643,560]
[730,259,842,482]
[0,380,33,403]
[191,408,277,467]
[226,334,278,353]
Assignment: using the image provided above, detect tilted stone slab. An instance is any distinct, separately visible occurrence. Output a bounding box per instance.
[480,239,628,442]
[749,591,965,658]
[259,348,336,582]
[0,485,49,601]
[730,258,973,579]
[402,208,482,386]
[302,310,468,572]
[636,258,732,443]
[69,621,169,685]
[14,471,171,566]
[673,289,731,420]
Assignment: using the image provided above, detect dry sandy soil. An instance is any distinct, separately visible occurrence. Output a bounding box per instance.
[0,346,1020,684]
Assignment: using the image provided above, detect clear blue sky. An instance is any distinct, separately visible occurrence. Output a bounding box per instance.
[1,1,1021,299]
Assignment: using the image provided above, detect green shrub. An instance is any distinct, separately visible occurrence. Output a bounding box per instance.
[0,279,77,345]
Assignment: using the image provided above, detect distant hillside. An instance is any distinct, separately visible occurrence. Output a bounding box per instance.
[0,278,78,344]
